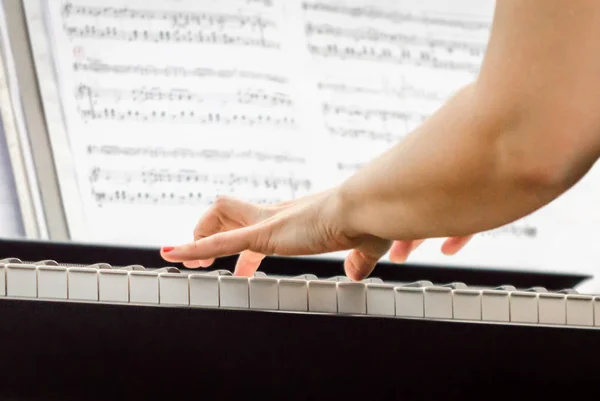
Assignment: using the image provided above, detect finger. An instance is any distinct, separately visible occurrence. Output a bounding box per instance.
[161,225,262,262]
[191,196,267,267]
[389,239,424,263]
[183,260,203,268]
[344,238,392,281]
[441,235,474,255]
[233,250,266,277]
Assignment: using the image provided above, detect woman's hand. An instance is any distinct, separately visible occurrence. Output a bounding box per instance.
[160,188,473,281]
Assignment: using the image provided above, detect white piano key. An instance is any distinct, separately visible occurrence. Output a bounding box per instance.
[452,289,481,320]
[249,276,279,310]
[6,263,37,298]
[481,289,510,322]
[538,293,566,325]
[308,280,337,313]
[594,297,600,327]
[189,273,219,308]
[219,276,249,308]
[68,268,98,301]
[0,260,13,297]
[509,291,538,323]
[129,271,159,304]
[337,281,366,315]
[0,259,21,296]
[98,270,129,303]
[395,287,425,318]
[278,278,308,312]
[34,260,59,266]
[366,283,395,316]
[363,277,384,284]
[159,273,189,306]
[566,294,594,326]
[423,286,452,319]
[37,265,67,300]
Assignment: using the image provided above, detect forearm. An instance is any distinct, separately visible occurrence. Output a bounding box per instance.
[338,83,597,241]
[337,0,600,241]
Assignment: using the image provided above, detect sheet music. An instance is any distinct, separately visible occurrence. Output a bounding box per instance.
[24,0,600,274]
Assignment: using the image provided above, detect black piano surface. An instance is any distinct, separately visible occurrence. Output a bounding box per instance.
[0,239,597,400]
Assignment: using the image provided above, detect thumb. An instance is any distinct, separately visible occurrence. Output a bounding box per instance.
[344,237,392,281]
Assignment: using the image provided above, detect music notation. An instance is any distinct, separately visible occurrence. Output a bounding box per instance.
[303,1,489,74]
[307,43,481,74]
[77,107,296,127]
[86,145,306,165]
[73,59,288,84]
[91,189,286,207]
[305,23,486,56]
[326,126,404,143]
[317,81,446,103]
[64,25,280,49]
[88,167,312,207]
[75,85,293,107]
[481,223,538,239]
[322,103,426,123]
[336,162,365,172]
[89,167,312,191]
[301,2,491,32]
[61,2,279,49]
[62,2,275,30]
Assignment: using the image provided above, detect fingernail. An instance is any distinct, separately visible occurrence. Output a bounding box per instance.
[162,246,175,253]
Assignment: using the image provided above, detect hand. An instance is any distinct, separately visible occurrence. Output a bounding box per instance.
[160,189,473,280]
[388,235,474,264]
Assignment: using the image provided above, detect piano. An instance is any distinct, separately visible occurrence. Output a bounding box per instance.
[0,238,597,400]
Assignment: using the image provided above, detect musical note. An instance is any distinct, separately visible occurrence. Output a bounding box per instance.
[307,43,481,73]
[86,145,306,164]
[89,167,312,191]
[77,107,296,127]
[480,222,538,239]
[64,24,280,49]
[305,22,487,56]
[75,84,293,107]
[91,189,286,207]
[301,2,491,32]
[326,126,405,142]
[317,81,446,102]
[61,2,279,49]
[73,58,288,84]
[61,3,276,30]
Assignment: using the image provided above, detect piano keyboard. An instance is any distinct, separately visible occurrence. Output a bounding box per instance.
[2,257,599,328]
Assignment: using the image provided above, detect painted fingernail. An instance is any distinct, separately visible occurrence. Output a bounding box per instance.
[162,246,175,253]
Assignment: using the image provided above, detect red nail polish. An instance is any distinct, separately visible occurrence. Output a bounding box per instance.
[162,246,175,253]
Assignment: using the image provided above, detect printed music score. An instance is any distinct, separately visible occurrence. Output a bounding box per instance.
[301,0,493,182]
[74,83,296,127]
[86,145,306,164]
[303,2,488,73]
[88,166,311,206]
[61,2,279,48]
[88,167,311,190]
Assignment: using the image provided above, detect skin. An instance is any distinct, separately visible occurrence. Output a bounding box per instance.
[161,0,600,280]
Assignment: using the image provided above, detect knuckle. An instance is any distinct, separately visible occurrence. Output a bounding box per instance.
[213,196,229,210]
[250,226,275,255]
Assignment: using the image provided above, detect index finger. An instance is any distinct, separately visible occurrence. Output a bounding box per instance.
[161,225,260,262]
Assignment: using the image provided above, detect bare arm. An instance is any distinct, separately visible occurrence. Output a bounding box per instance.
[161,1,600,279]
[338,0,600,241]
